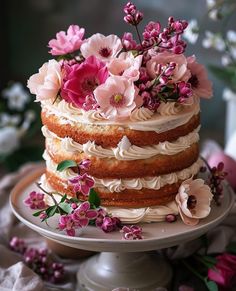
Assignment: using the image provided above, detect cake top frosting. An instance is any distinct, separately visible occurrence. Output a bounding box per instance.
[27,2,212,122]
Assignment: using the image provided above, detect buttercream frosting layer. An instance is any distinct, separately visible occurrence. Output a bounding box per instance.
[42,125,200,160]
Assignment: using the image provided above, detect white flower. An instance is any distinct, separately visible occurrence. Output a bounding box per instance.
[223,87,236,101]
[2,83,30,111]
[206,0,216,9]
[227,30,236,43]
[0,127,20,155]
[176,178,213,226]
[221,54,232,66]
[202,31,225,51]
[183,19,199,44]
[0,113,20,127]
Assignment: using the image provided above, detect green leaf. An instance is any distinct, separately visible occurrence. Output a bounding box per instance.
[33,210,44,217]
[208,64,236,91]
[46,205,58,217]
[69,197,79,203]
[204,279,218,291]
[226,242,236,254]
[88,188,100,208]
[56,160,77,172]
[59,202,72,214]
[60,194,67,203]
[202,255,217,266]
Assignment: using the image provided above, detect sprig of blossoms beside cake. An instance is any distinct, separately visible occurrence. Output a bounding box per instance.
[26,2,222,237]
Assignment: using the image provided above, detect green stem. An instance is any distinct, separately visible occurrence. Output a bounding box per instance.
[134,25,143,48]
[181,259,205,282]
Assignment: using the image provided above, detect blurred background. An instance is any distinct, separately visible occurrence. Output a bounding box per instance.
[0,0,236,172]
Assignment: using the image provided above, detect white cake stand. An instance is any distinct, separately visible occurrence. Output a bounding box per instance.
[10,166,235,291]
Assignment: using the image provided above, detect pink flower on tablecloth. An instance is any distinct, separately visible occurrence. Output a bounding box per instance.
[120,225,143,240]
[176,178,213,226]
[58,214,80,236]
[48,25,85,55]
[208,253,236,288]
[80,33,122,62]
[27,60,63,102]
[69,173,95,196]
[94,76,138,120]
[72,201,98,227]
[187,55,213,98]
[107,52,142,81]
[24,191,46,210]
[61,56,108,108]
[146,51,191,82]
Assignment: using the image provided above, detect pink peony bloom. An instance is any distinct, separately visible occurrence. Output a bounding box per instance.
[48,25,85,55]
[94,76,138,120]
[208,253,236,288]
[69,173,95,196]
[80,33,122,62]
[24,191,46,210]
[107,52,142,81]
[146,51,191,82]
[27,59,63,102]
[187,55,213,98]
[61,56,108,108]
[176,178,213,226]
[58,214,80,236]
[72,201,98,227]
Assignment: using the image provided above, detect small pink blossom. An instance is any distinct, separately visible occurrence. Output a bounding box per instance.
[80,33,122,62]
[27,60,63,102]
[79,159,91,171]
[58,214,80,236]
[72,201,98,227]
[187,55,213,98]
[94,76,138,120]
[146,51,191,82]
[69,173,95,196]
[61,56,108,108]
[48,25,85,55]
[95,209,122,233]
[208,253,236,288]
[121,225,143,240]
[176,178,213,226]
[24,191,46,210]
[107,52,142,81]
[143,21,161,40]
[121,32,138,50]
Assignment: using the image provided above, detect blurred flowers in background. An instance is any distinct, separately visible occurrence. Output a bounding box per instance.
[0,82,43,171]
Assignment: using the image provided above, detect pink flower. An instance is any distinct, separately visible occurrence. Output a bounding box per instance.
[27,59,63,102]
[72,201,98,227]
[95,209,122,233]
[80,33,122,62]
[187,56,213,98]
[121,32,138,50]
[107,52,142,81]
[121,225,143,240]
[24,191,46,210]
[176,178,213,226]
[48,25,85,55]
[146,51,191,82]
[94,76,138,120]
[61,56,108,108]
[79,159,91,171]
[69,173,95,196]
[58,214,80,236]
[208,253,236,288]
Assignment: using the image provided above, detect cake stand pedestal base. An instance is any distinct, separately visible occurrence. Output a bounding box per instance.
[77,251,172,291]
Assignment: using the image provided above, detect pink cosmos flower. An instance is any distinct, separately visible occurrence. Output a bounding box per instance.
[27,60,63,102]
[80,33,122,62]
[61,56,108,108]
[208,253,236,288]
[58,214,80,236]
[176,178,213,226]
[187,56,213,98]
[107,52,142,81]
[146,51,191,82]
[121,225,143,240]
[24,191,46,210]
[69,173,95,196]
[48,25,85,55]
[94,76,138,120]
[72,201,98,227]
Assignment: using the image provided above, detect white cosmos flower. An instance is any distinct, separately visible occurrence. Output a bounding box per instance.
[0,113,20,127]
[0,127,20,155]
[202,31,225,51]
[183,19,199,44]
[2,83,30,111]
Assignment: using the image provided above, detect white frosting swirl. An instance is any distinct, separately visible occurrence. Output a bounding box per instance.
[43,151,203,192]
[42,125,200,160]
[41,97,200,133]
[157,102,182,116]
